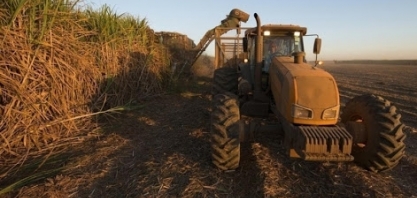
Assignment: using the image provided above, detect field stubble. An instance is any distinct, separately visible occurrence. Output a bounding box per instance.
[2,64,417,197]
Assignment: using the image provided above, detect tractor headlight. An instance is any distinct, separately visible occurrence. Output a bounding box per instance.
[292,104,313,119]
[322,106,339,119]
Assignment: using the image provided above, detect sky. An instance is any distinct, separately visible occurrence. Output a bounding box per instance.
[85,0,417,60]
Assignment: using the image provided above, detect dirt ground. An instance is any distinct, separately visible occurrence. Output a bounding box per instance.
[2,63,417,198]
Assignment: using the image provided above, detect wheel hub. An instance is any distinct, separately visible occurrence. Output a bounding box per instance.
[345,121,367,147]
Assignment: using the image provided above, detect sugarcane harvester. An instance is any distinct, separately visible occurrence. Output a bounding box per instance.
[189,9,249,67]
[209,10,406,172]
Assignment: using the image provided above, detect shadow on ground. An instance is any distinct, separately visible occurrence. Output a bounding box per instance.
[73,76,266,197]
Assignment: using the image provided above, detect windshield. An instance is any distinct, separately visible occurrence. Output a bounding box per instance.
[262,34,303,72]
[263,35,302,58]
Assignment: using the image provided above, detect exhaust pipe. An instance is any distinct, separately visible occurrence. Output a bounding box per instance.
[252,13,270,103]
[254,13,262,95]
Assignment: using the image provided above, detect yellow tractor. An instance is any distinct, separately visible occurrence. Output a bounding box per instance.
[210,12,406,172]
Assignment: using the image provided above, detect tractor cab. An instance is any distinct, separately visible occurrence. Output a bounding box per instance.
[243,24,321,74]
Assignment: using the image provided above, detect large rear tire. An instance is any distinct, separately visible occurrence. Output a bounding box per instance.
[210,93,241,170]
[211,66,238,95]
[341,94,406,172]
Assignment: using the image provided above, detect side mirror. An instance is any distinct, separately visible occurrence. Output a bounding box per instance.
[313,38,322,54]
[243,37,248,52]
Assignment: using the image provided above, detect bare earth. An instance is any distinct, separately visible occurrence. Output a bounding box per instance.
[2,63,417,198]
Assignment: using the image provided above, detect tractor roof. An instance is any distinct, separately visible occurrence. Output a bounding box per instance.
[245,24,307,35]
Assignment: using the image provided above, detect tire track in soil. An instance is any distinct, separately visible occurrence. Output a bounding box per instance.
[323,64,417,86]
[336,79,416,99]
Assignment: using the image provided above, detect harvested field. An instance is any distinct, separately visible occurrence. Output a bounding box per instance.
[1,64,417,197]
[321,63,417,131]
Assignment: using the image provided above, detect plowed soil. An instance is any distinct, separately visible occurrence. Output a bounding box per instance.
[2,63,417,198]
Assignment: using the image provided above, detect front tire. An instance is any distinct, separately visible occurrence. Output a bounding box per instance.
[211,66,238,96]
[341,94,406,172]
[210,93,241,170]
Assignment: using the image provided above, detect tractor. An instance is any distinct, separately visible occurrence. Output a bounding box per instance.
[210,12,406,172]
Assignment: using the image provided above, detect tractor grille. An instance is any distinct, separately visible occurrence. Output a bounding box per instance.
[294,126,354,161]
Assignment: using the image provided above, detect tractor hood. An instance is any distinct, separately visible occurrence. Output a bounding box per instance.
[269,56,340,125]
